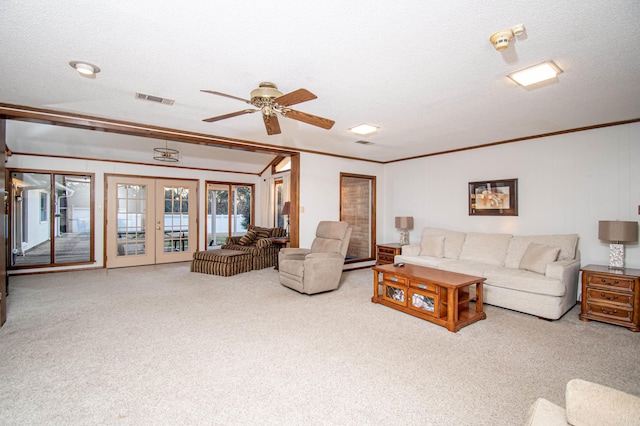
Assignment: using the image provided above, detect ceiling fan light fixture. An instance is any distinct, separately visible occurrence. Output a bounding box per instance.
[349,124,379,136]
[507,61,563,87]
[69,61,100,77]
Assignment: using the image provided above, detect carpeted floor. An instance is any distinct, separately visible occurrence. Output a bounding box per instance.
[0,264,638,425]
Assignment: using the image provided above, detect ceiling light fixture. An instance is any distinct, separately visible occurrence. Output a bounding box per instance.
[349,123,379,136]
[153,140,179,163]
[507,61,563,87]
[69,61,101,77]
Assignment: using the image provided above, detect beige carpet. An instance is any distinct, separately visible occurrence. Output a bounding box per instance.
[1,264,638,425]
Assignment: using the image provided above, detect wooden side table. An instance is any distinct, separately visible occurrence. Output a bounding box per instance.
[270,237,290,270]
[376,243,402,265]
[579,264,640,332]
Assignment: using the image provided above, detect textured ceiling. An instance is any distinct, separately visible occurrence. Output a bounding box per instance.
[1,0,640,171]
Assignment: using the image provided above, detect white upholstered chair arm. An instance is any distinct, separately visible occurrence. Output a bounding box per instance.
[279,248,311,262]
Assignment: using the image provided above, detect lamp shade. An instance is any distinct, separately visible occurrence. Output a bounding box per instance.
[281,201,290,216]
[598,220,638,243]
[395,216,414,229]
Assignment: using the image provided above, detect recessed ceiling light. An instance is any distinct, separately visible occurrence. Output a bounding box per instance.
[507,61,562,87]
[69,61,101,78]
[349,123,379,135]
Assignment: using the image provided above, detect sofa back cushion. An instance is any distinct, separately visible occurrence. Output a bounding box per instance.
[421,227,467,259]
[519,242,561,274]
[420,235,445,258]
[459,232,512,266]
[504,234,579,268]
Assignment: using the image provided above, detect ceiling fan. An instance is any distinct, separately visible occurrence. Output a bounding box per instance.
[201,82,335,135]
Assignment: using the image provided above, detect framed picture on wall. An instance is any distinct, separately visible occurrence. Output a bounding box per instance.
[468,178,518,216]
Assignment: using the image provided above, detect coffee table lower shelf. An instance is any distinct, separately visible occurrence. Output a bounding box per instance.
[372,263,486,332]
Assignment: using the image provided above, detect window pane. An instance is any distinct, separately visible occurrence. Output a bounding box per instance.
[162,186,189,252]
[341,175,374,261]
[117,184,146,257]
[54,175,91,263]
[207,183,253,247]
[11,172,52,266]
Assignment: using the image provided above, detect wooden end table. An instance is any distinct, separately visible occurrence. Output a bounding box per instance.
[372,263,486,332]
[270,237,290,270]
[579,264,640,332]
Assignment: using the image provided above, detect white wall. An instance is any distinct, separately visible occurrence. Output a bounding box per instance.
[298,153,385,248]
[8,121,639,273]
[383,122,640,269]
[7,154,262,273]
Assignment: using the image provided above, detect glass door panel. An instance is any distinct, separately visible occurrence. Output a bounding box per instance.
[106,176,154,268]
[155,180,196,264]
[231,185,251,237]
[10,172,52,266]
[116,183,147,257]
[206,183,253,247]
[53,174,91,263]
[340,173,376,263]
[207,183,229,247]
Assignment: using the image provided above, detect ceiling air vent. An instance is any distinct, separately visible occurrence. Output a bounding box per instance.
[135,92,175,105]
[355,140,374,145]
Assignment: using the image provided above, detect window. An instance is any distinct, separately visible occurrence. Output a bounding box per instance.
[340,173,376,263]
[271,156,291,174]
[10,171,94,268]
[274,178,284,228]
[206,182,254,247]
[39,192,48,222]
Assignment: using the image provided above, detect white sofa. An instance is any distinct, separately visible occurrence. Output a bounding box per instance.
[526,379,640,425]
[394,227,580,320]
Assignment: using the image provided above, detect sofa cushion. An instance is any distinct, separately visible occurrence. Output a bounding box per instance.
[504,234,579,268]
[421,227,467,259]
[420,235,444,257]
[519,243,560,274]
[459,232,512,266]
[484,268,566,297]
[438,259,492,277]
[238,230,257,246]
[249,225,271,239]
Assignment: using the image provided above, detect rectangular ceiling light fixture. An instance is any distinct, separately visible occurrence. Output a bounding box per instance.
[349,123,379,136]
[507,60,563,87]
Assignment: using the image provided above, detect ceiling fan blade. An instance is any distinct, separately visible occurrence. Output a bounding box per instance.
[284,109,335,130]
[200,90,251,104]
[263,114,281,135]
[202,109,256,123]
[274,88,317,107]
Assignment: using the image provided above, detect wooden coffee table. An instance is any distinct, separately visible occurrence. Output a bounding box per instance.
[372,263,486,332]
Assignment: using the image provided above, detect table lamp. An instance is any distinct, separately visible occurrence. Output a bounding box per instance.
[395,216,414,245]
[598,220,638,270]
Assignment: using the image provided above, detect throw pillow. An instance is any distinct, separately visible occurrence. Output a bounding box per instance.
[238,230,257,246]
[420,235,445,258]
[519,242,560,274]
[249,225,271,240]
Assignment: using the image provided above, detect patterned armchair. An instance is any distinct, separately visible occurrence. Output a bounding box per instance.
[221,225,287,270]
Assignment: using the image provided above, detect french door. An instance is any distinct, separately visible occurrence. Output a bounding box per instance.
[106,176,197,268]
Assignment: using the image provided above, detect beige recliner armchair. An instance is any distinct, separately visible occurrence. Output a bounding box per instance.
[278,221,352,295]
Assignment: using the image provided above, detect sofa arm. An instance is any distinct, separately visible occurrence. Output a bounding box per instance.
[255,238,273,249]
[545,258,580,281]
[565,379,640,426]
[402,244,421,256]
[225,236,242,245]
